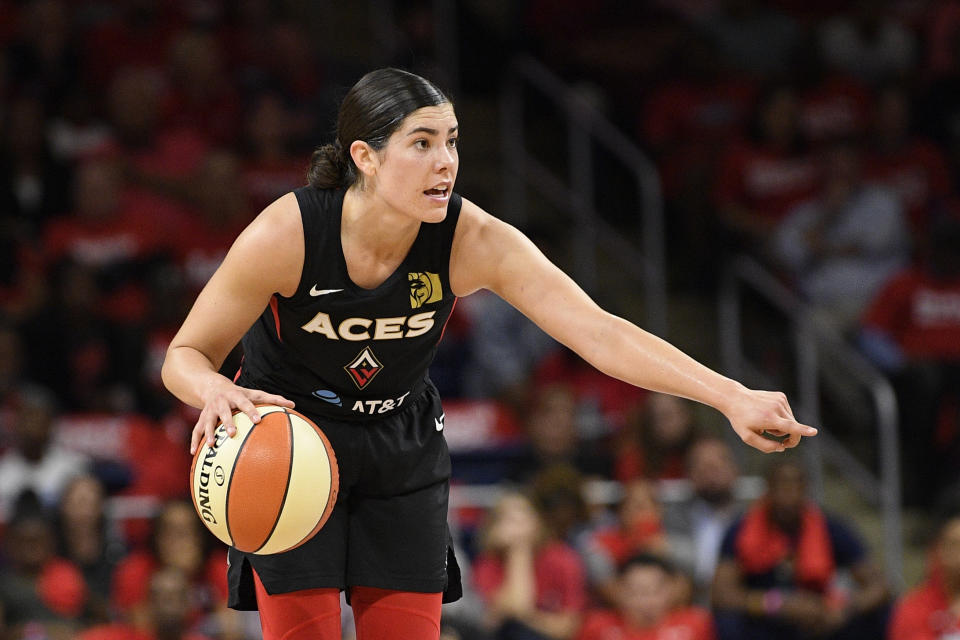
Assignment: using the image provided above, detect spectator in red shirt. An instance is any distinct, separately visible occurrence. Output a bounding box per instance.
[864,84,951,232]
[889,510,960,640]
[78,566,213,640]
[586,480,669,606]
[577,553,715,640]
[713,84,817,249]
[473,491,586,639]
[711,461,890,640]
[797,65,871,145]
[859,216,960,506]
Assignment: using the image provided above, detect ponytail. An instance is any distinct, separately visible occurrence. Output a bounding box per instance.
[307,141,355,189]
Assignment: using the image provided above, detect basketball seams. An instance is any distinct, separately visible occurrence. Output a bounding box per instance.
[254,409,297,553]
[221,417,258,548]
[280,407,340,553]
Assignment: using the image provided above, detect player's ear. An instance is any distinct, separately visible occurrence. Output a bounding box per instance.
[350,140,379,179]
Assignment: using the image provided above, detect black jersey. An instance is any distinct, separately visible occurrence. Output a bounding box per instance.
[236,186,461,421]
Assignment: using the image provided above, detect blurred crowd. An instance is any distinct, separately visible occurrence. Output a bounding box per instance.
[2,0,960,639]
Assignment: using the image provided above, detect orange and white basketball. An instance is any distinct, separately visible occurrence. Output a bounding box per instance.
[190,405,339,554]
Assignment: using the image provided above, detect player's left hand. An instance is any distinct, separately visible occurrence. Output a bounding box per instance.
[722,387,817,453]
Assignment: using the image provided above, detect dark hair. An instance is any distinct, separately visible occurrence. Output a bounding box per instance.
[308,68,450,189]
[619,552,675,577]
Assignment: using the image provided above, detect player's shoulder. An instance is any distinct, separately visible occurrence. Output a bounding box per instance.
[236,192,304,249]
[453,196,523,247]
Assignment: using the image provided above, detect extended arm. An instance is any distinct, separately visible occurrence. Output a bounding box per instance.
[450,199,816,452]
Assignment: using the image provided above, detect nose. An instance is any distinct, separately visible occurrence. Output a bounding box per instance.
[435,146,456,172]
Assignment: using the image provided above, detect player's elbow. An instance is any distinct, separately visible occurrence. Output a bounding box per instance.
[160,344,180,394]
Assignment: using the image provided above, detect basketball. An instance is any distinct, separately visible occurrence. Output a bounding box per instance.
[189,405,339,554]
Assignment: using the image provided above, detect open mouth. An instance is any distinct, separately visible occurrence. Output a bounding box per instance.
[424,186,449,198]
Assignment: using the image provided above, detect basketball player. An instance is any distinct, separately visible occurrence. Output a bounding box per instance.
[161,68,817,640]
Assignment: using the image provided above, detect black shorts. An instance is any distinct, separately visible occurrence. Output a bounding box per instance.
[226,384,462,610]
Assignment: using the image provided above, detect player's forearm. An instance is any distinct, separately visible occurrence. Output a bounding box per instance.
[584,313,745,417]
[161,344,234,409]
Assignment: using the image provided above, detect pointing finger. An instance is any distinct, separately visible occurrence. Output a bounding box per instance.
[777,417,817,437]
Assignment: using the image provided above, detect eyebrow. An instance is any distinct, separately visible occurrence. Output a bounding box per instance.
[407,125,459,136]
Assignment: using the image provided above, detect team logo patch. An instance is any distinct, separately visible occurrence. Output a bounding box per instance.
[344,347,383,389]
[408,272,442,308]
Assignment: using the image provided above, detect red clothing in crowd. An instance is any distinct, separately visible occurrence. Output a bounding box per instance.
[126,127,212,180]
[110,549,229,617]
[889,575,960,640]
[42,188,192,322]
[81,11,182,90]
[714,142,818,223]
[55,412,192,544]
[864,141,951,229]
[473,541,587,614]
[576,607,716,640]
[242,157,310,212]
[36,558,88,618]
[173,214,251,294]
[589,517,665,566]
[534,351,647,431]
[735,500,835,593]
[641,78,756,198]
[862,268,960,362]
[614,445,686,482]
[799,75,871,143]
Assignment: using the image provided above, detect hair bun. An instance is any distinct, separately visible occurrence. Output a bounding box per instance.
[307,142,353,189]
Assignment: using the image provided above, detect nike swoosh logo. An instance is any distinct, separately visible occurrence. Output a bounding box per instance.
[310,286,344,297]
[435,413,445,431]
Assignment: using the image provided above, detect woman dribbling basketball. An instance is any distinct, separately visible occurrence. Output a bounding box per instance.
[161,68,817,640]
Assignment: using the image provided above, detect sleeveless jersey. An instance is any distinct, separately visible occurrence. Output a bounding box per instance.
[236,186,461,421]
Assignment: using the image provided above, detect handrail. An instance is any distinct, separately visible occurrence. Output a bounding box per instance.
[719,256,904,589]
[501,55,667,336]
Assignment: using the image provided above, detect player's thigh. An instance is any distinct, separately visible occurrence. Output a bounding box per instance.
[347,480,450,591]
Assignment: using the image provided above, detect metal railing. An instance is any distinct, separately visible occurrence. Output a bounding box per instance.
[719,256,904,588]
[500,56,668,336]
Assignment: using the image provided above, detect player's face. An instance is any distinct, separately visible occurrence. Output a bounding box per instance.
[376,104,459,223]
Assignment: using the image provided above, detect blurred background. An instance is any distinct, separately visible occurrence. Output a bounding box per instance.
[1,0,960,638]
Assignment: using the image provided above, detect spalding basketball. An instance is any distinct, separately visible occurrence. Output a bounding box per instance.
[190,405,338,554]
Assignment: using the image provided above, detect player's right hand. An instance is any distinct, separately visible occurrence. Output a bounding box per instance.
[722,386,817,453]
[190,379,295,455]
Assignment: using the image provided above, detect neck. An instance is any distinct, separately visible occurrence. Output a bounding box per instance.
[342,185,421,258]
